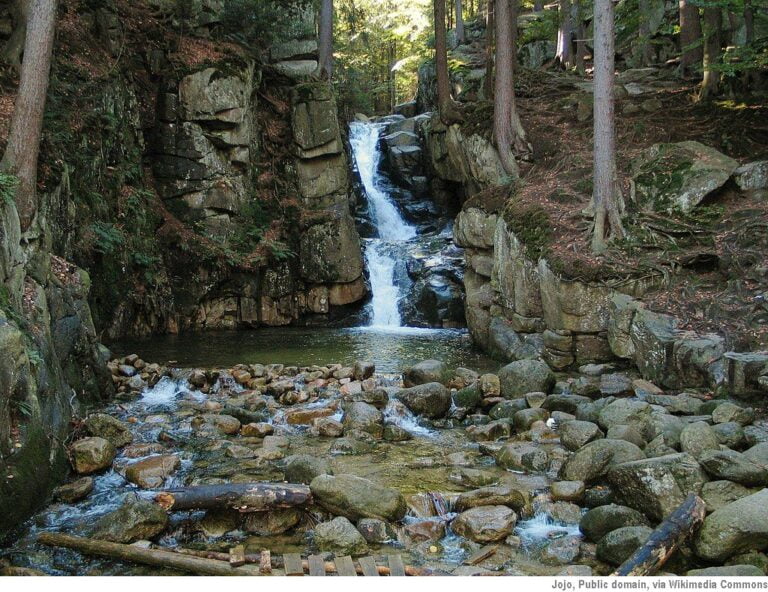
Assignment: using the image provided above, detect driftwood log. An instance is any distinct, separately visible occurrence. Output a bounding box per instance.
[154,482,312,512]
[612,493,706,576]
[37,533,262,576]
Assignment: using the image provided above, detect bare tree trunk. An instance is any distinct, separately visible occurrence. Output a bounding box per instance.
[698,6,722,101]
[314,0,334,80]
[574,0,587,74]
[638,0,654,66]
[388,40,396,112]
[679,0,703,78]
[435,0,463,123]
[483,0,495,101]
[493,0,527,177]
[154,482,312,512]
[556,0,574,68]
[1,0,29,70]
[744,0,754,44]
[456,0,465,44]
[1,0,58,232]
[591,0,624,253]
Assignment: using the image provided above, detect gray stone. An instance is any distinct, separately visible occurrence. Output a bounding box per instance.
[580,504,650,543]
[396,382,452,418]
[698,450,768,486]
[688,565,764,576]
[712,402,755,426]
[91,498,168,543]
[84,414,133,447]
[342,402,383,439]
[597,399,652,432]
[596,526,653,566]
[310,474,406,522]
[284,454,333,485]
[694,489,768,562]
[514,408,550,431]
[403,360,451,387]
[498,360,555,399]
[53,477,94,504]
[734,161,768,191]
[314,516,368,556]
[560,439,645,482]
[454,484,528,512]
[606,425,647,448]
[680,421,721,459]
[496,441,549,472]
[713,422,746,448]
[559,420,604,452]
[451,505,517,543]
[701,480,759,513]
[551,481,586,503]
[124,454,180,488]
[243,508,302,535]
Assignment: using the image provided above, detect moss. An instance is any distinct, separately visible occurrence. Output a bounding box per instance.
[633,144,696,211]
[502,198,553,261]
[465,184,516,215]
[460,101,494,139]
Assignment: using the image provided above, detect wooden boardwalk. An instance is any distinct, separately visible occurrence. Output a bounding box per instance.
[276,552,411,576]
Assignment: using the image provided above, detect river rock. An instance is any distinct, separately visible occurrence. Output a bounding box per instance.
[680,421,720,459]
[540,535,582,565]
[241,422,274,437]
[124,454,181,488]
[330,437,374,455]
[694,489,768,562]
[451,505,517,543]
[91,498,168,543]
[314,417,344,437]
[606,425,646,448]
[607,453,709,521]
[713,422,746,448]
[353,360,375,381]
[688,565,765,576]
[712,402,755,426]
[698,449,768,486]
[454,383,482,410]
[200,414,241,435]
[284,454,333,484]
[596,526,653,566]
[580,504,650,542]
[314,516,369,556]
[243,508,302,535]
[480,374,501,397]
[454,484,528,512]
[514,408,550,431]
[551,481,586,503]
[342,401,383,438]
[700,480,759,513]
[489,399,528,419]
[498,360,555,399]
[403,359,451,387]
[199,509,239,537]
[597,399,652,432]
[310,474,407,522]
[396,382,451,418]
[69,437,116,474]
[404,518,447,542]
[744,443,768,467]
[542,394,593,414]
[560,439,645,482]
[559,420,604,451]
[356,518,394,543]
[466,420,510,442]
[53,477,94,503]
[496,441,549,472]
[84,414,133,447]
[383,423,413,442]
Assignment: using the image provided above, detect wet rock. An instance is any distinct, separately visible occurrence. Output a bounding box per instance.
[541,535,582,565]
[383,423,414,442]
[451,505,517,543]
[580,504,650,543]
[496,441,549,472]
[680,421,720,459]
[551,481,585,503]
[559,439,645,482]
[188,369,207,388]
[688,565,764,576]
[199,414,241,435]
[396,383,451,418]
[200,509,240,537]
[91,498,168,543]
[342,402,383,438]
[404,518,447,542]
[0,567,45,576]
[712,402,754,426]
[353,361,375,381]
[357,518,393,543]
[310,474,407,522]
[597,399,652,432]
[285,404,338,425]
[701,480,759,513]
[694,489,768,562]
[498,360,555,399]
[53,477,94,503]
[284,454,333,485]
[542,394,593,415]
[314,417,344,437]
[357,387,389,409]
[119,364,138,377]
[449,468,498,488]
[549,501,583,524]
[596,526,653,566]
[124,454,181,488]
[84,413,133,447]
[330,437,374,455]
[583,486,615,508]
[314,516,369,556]
[69,437,116,475]
[607,453,708,521]
[226,444,256,459]
[403,359,451,387]
[466,420,510,442]
[454,484,528,512]
[514,408,550,431]
[698,449,768,486]
[240,422,274,437]
[243,508,301,535]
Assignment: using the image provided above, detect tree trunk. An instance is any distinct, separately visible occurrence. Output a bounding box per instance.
[698,6,722,100]
[744,0,754,45]
[314,0,334,80]
[591,0,624,253]
[573,0,587,74]
[154,482,312,512]
[483,0,495,101]
[534,0,544,11]
[37,533,263,576]
[637,0,654,66]
[456,0,465,44]
[435,0,463,123]
[612,494,706,576]
[556,0,573,68]
[493,0,527,177]
[1,0,29,70]
[679,0,703,77]
[0,0,58,232]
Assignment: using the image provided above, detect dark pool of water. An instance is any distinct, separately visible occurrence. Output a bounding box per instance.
[113,327,501,374]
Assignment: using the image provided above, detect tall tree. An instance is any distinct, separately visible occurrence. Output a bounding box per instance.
[556,0,574,68]
[314,0,334,79]
[483,0,494,101]
[591,0,624,253]
[493,0,527,177]
[637,0,654,66]
[1,0,29,70]
[455,0,465,44]
[1,0,58,231]
[678,0,703,77]
[435,0,463,123]
[698,6,722,100]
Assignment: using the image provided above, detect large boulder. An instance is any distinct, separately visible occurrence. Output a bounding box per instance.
[580,504,650,542]
[596,526,653,566]
[314,516,368,556]
[680,421,721,459]
[84,414,133,447]
[631,141,739,213]
[597,400,652,433]
[284,454,333,485]
[396,382,451,418]
[91,498,168,543]
[560,439,645,483]
[694,489,768,562]
[497,360,555,399]
[402,360,451,387]
[310,474,407,522]
[69,437,116,475]
[698,450,768,486]
[243,508,302,536]
[454,484,528,513]
[700,480,759,513]
[451,505,517,543]
[342,402,383,438]
[124,454,180,489]
[607,453,709,521]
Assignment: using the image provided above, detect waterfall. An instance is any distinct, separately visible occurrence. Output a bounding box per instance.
[349,121,416,328]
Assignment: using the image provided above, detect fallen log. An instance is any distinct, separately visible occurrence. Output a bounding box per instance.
[154,482,312,512]
[612,493,706,576]
[37,533,262,576]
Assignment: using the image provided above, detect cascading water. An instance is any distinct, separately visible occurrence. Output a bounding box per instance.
[349,121,416,328]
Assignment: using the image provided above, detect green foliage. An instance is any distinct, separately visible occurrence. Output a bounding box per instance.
[89,222,125,255]
[0,173,18,206]
[11,399,34,418]
[221,0,313,47]
[503,199,553,261]
[520,10,558,45]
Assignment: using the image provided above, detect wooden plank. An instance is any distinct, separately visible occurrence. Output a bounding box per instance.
[464,544,498,566]
[388,555,405,576]
[334,555,357,577]
[229,545,246,567]
[358,556,379,577]
[259,550,272,574]
[308,555,326,576]
[284,553,304,576]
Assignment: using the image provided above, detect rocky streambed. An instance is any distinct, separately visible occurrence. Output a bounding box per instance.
[1,355,767,576]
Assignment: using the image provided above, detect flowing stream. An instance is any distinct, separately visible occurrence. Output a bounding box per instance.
[349,121,416,328]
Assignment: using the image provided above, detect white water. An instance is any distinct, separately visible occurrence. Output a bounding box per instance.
[349,121,416,328]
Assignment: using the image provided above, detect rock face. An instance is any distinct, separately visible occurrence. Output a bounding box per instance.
[694,489,768,562]
[451,505,517,543]
[314,517,369,556]
[631,141,739,213]
[310,474,407,522]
